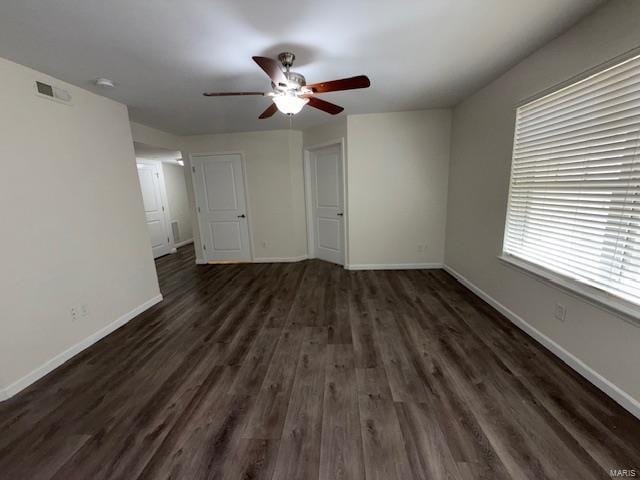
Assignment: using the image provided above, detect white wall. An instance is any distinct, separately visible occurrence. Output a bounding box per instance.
[181,130,306,261]
[446,0,640,410]
[303,118,347,149]
[0,57,161,395]
[162,162,193,245]
[346,111,451,268]
[130,121,181,151]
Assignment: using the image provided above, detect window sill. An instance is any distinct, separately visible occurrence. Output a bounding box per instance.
[497,254,640,326]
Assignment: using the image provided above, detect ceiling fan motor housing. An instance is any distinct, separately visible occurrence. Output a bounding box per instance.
[271,71,306,91]
[286,71,306,87]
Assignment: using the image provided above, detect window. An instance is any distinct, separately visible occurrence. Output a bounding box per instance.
[502,53,640,316]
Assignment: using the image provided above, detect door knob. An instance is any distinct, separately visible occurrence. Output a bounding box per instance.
[337,213,344,216]
[237,214,246,218]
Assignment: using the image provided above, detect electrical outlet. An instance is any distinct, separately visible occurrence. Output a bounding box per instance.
[71,303,89,322]
[554,303,567,322]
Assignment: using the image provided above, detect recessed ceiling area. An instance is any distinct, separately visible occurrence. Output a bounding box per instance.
[134,142,182,164]
[0,0,603,135]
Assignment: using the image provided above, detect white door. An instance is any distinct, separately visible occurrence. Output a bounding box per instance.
[310,144,344,265]
[192,154,252,262]
[137,162,172,258]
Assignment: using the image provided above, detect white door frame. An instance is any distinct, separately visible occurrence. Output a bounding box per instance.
[303,138,349,267]
[189,152,255,262]
[137,159,177,256]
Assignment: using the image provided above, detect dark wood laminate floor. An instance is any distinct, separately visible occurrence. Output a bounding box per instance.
[1,245,639,479]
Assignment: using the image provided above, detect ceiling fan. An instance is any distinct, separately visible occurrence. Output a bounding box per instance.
[203,52,370,119]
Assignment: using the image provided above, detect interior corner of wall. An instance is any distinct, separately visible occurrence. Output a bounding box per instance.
[0,371,6,395]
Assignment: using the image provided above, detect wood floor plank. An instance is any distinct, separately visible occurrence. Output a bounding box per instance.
[51,350,234,479]
[0,246,638,479]
[229,327,282,395]
[349,272,381,368]
[220,438,280,480]
[357,369,415,480]
[319,344,365,480]
[271,327,328,480]
[2,433,90,480]
[242,326,307,439]
[134,367,244,480]
[395,401,465,480]
[326,267,353,344]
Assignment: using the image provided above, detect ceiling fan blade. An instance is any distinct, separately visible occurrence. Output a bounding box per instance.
[252,56,289,87]
[203,91,266,97]
[307,97,344,115]
[306,75,370,93]
[259,103,278,119]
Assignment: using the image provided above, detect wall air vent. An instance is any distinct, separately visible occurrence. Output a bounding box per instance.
[34,80,72,105]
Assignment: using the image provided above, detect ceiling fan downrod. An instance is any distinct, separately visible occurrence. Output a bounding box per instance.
[277,52,296,73]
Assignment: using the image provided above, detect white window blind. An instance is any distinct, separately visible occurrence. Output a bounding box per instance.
[503,53,640,311]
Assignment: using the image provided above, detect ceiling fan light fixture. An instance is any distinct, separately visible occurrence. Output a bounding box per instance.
[273,94,309,115]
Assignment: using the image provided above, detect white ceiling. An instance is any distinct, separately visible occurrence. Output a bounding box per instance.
[0,0,603,135]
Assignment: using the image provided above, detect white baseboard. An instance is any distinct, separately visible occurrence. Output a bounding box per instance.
[195,256,308,265]
[175,239,194,248]
[252,255,308,263]
[443,264,640,420]
[346,262,443,271]
[0,294,163,402]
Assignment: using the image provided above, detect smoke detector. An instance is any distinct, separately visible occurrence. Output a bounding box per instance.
[94,78,116,88]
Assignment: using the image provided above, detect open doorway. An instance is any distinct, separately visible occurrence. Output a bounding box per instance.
[134,142,194,259]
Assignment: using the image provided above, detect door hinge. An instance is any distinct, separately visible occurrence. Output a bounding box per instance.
[167,236,170,243]
[192,166,196,173]
[156,172,160,178]
[203,244,206,250]
[162,205,165,211]
[197,206,201,213]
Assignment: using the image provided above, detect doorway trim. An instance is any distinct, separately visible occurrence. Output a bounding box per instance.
[303,138,349,267]
[188,151,255,262]
[136,159,177,256]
